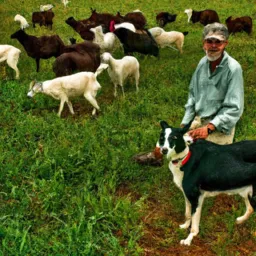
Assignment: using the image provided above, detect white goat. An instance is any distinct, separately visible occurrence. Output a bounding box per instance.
[101,52,140,97]
[40,4,54,12]
[0,45,21,79]
[184,9,193,23]
[14,14,29,30]
[27,66,106,117]
[149,27,187,54]
[114,22,136,32]
[90,26,117,53]
[61,0,70,7]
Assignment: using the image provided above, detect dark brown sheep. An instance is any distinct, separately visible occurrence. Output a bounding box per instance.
[53,41,101,77]
[189,9,220,26]
[65,17,95,41]
[156,12,177,27]
[225,16,252,35]
[32,10,54,29]
[10,29,65,72]
[88,8,122,28]
[116,10,147,30]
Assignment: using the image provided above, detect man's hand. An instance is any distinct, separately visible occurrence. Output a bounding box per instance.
[188,123,215,140]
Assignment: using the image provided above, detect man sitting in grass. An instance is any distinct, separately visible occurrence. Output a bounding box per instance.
[134,22,244,166]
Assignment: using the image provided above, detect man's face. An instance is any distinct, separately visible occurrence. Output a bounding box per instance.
[203,38,228,61]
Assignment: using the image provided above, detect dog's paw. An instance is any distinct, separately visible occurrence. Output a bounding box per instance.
[180,239,191,246]
[236,216,245,224]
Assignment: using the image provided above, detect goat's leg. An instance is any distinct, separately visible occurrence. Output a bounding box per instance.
[57,98,66,117]
[84,93,100,115]
[180,195,192,229]
[135,73,139,93]
[180,195,204,246]
[36,58,40,72]
[114,83,118,97]
[236,191,254,224]
[7,58,20,79]
[120,83,125,98]
[66,100,74,115]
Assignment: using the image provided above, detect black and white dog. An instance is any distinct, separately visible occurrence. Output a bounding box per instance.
[157,120,256,246]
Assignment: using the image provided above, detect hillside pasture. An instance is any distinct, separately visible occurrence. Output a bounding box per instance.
[0,0,256,255]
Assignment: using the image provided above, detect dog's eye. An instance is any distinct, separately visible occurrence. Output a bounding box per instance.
[170,135,177,140]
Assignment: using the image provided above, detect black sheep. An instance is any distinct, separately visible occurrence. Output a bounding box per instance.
[114,28,159,57]
[10,29,65,72]
[190,9,220,26]
[156,12,177,27]
[32,10,54,29]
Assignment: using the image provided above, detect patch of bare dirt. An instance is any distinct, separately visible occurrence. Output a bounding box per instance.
[117,183,256,256]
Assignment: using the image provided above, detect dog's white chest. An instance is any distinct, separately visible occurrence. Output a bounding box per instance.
[169,162,184,190]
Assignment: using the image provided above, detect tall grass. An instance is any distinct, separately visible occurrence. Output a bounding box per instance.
[0,0,256,254]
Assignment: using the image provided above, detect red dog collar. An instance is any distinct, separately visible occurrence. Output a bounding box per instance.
[172,151,191,166]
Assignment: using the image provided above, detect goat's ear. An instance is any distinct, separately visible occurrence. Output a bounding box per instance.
[160,120,170,130]
[29,80,36,90]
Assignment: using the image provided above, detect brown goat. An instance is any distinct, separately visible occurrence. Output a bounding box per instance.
[190,9,219,26]
[53,41,101,77]
[11,29,65,72]
[32,10,54,29]
[116,10,147,30]
[225,16,252,35]
[65,17,95,41]
[88,8,122,28]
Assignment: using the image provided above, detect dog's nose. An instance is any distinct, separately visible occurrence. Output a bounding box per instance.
[162,148,168,155]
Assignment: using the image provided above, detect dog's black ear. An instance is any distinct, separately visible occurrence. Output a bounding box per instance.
[160,120,170,129]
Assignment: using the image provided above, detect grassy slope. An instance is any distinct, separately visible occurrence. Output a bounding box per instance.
[0,0,256,255]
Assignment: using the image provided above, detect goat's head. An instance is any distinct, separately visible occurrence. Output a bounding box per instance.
[10,29,25,39]
[101,52,111,63]
[157,121,192,159]
[27,80,43,98]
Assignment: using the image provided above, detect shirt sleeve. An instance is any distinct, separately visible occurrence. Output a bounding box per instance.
[210,65,244,134]
[181,72,197,125]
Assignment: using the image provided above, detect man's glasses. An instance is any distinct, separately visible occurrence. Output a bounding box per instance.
[204,39,226,45]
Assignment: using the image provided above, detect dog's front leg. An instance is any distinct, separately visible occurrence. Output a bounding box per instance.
[179,195,191,229]
[180,194,205,246]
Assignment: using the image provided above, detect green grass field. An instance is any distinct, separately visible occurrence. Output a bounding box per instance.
[0,0,256,255]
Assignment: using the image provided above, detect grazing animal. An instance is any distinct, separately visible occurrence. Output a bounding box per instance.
[185,9,219,26]
[157,120,256,246]
[101,52,140,97]
[32,10,55,29]
[114,27,159,57]
[62,0,70,8]
[65,17,95,41]
[0,45,21,79]
[109,21,136,33]
[149,27,188,54]
[88,8,122,28]
[116,10,147,30]
[14,14,29,30]
[40,4,54,12]
[156,12,177,27]
[11,29,65,72]
[27,68,105,117]
[53,41,101,77]
[90,25,117,52]
[225,16,253,35]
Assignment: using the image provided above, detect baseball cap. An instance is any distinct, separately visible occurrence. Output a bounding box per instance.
[203,23,229,41]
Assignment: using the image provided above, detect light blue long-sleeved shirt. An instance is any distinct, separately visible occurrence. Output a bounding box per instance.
[181,51,244,134]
